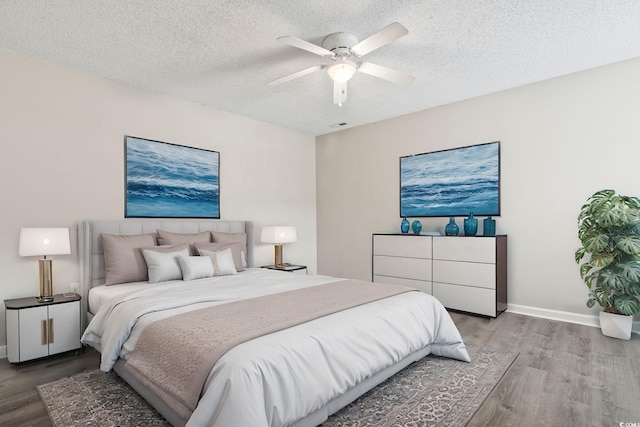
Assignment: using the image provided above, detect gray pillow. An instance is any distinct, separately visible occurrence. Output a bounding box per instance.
[100,233,157,285]
[210,231,248,268]
[156,230,211,255]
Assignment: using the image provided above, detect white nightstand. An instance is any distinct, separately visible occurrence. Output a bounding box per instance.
[262,264,307,274]
[4,293,81,363]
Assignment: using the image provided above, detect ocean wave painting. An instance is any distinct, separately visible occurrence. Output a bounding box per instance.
[400,141,500,217]
[125,137,220,218]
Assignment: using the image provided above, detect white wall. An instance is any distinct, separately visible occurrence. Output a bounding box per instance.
[0,49,317,348]
[316,57,640,326]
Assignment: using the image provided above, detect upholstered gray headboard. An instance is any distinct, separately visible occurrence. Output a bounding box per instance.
[78,219,253,328]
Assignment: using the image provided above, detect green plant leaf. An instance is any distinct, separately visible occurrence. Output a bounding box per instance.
[620,261,640,282]
[628,285,640,299]
[591,189,615,201]
[616,235,640,255]
[594,269,625,293]
[598,204,622,227]
[575,248,586,263]
[590,287,614,310]
[579,263,592,280]
[582,234,609,253]
[589,251,614,268]
[614,295,640,316]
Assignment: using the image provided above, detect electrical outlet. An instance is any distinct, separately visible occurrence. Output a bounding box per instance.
[70,282,79,294]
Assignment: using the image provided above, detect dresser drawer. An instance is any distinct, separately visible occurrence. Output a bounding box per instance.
[373,275,432,293]
[373,255,431,281]
[433,282,496,317]
[433,236,495,263]
[432,260,496,289]
[373,235,432,258]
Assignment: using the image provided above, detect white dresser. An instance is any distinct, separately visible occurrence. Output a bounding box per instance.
[372,234,507,317]
[372,234,432,293]
[432,235,507,317]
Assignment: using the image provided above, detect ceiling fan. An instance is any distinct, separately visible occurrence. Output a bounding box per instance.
[268,22,414,106]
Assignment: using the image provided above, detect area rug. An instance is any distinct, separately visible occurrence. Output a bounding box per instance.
[37,346,517,427]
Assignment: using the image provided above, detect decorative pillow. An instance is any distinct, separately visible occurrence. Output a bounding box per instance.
[177,255,215,281]
[156,230,211,256]
[142,246,190,283]
[195,242,244,272]
[210,231,248,267]
[199,248,237,276]
[101,233,157,285]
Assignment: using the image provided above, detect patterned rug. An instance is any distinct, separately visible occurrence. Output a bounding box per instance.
[37,346,517,427]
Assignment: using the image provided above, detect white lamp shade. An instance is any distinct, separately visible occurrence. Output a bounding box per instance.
[19,228,71,257]
[261,226,297,244]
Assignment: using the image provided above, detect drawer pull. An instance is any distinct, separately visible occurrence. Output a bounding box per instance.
[49,318,54,344]
[41,320,47,345]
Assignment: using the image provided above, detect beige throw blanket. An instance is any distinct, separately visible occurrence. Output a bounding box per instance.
[123,279,415,421]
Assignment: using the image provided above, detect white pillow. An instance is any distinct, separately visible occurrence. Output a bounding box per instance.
[198,248,237,276]
[142,248,189,283]
[177,255,215,281]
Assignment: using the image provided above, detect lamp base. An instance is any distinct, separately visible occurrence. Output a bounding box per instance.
[38,258,54,303]
[273,245,285,268]
[264,263,292,270]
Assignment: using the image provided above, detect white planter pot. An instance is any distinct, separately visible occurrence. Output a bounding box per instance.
[599,311,633,340]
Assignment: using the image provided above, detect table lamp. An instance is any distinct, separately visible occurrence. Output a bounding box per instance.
[19,228,71,302]
[261,226,297,268]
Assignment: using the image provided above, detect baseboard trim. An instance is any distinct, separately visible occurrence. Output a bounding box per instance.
[0,345,6,359]
[507,304,640,335]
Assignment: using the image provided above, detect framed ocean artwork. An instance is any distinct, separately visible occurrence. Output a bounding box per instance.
[400,141,500,217]
[125,136,220,218]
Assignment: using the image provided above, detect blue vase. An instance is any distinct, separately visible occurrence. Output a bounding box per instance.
[483,216,496,236]
[400,217,410,234]
[411,220,422,234]
[464,212,478,236]
[445,217,459,236]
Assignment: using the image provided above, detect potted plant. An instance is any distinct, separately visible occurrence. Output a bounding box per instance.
[575,189,640,340]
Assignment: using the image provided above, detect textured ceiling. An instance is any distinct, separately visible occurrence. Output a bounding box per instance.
[1,1,640,136]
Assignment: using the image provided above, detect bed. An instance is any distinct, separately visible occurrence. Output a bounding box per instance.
[79,219,470,427]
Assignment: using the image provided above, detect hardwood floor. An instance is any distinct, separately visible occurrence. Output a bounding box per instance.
[0,312,638,426]
[0,347,99,427]
[451,312,640,427]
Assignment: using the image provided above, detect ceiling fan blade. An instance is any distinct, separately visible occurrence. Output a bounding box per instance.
[333,80,347,106]
[358,62,415,85]
[351,22,408,57]
[278,36,334,57]
[268,65,324,86]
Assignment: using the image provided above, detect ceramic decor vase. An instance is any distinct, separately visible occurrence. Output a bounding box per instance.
[445,217,459,236]
[411,220,422,235]
[483,216,496,236]
[464,212,478,236]
[401,217,410,234]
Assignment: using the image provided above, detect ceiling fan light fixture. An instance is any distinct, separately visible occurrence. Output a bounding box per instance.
[327,60,357,83]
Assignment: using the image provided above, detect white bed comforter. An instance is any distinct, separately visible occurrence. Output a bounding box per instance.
[82,269,470,427]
